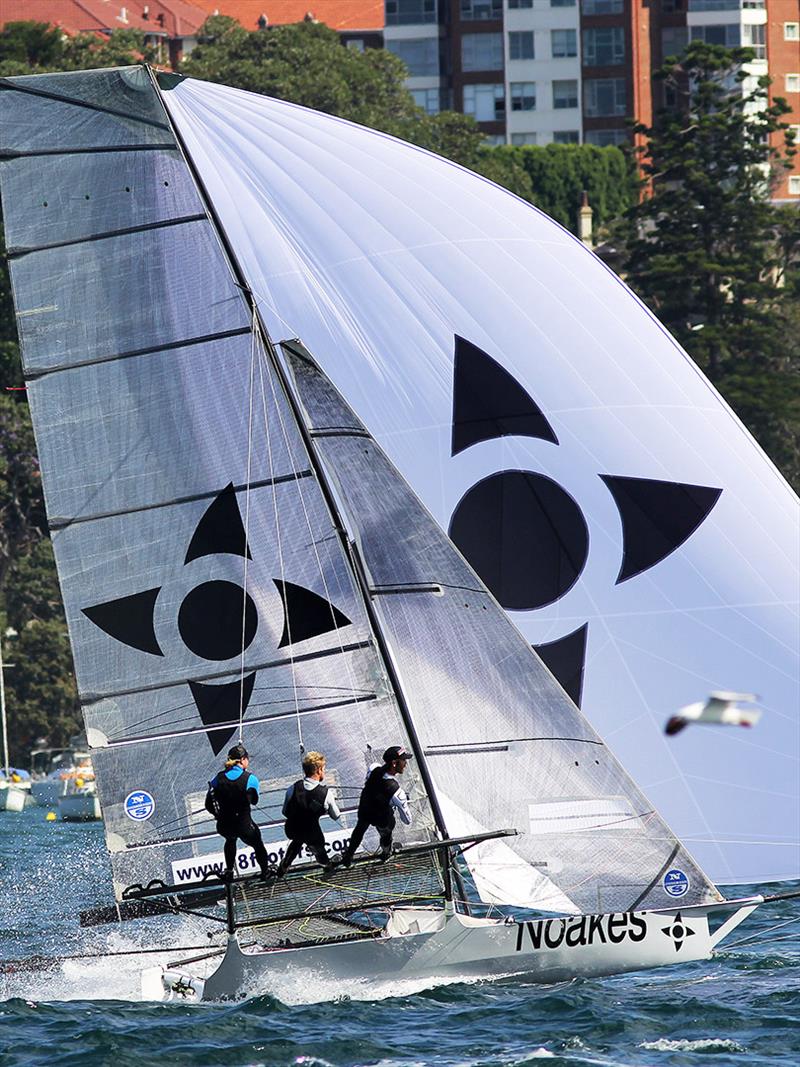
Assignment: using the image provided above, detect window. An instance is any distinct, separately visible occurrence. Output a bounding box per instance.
[583,27,625,66]
[508,0,533,6]
[385,0,437,24]
[742,23,766,59]
[387,38,440,75]
[511,132,537,144]
[582,0,623,13]
[785,23,800,41]
[553,130,580,143]
[553,79,579,108]
[584,77,627,116]
[464,83,506,121]
[509,31,535,60]
[660,0,684,10]
[460,0,502,19]
[788,175,800,195]
[551,0,576,6]
[689,24,740,48]
[689,0,764,8]
[484,134,506,146]
[787,74,800,93]
[661,27,688,58]
[510,81,537,110]
[411,88,442,114]
[462,32,503,70]
[346,39,365,52]
[551,29,577,58]
[585,128,628,145]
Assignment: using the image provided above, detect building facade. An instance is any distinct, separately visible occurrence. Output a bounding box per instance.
[383,0,799,196]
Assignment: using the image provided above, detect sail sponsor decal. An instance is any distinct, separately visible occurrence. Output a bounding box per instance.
[124,790,155,821]
[170,827,353,883]
[448,337,722,706]
[514,911,648,952]
[663,868,690,898]
[81,483,353,755]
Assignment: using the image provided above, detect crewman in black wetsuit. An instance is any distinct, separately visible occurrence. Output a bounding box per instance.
[340,746,413,867]
[275,751,341,878]
[205,743,272,881]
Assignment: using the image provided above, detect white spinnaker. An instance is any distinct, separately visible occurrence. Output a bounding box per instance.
[164,78,800,884]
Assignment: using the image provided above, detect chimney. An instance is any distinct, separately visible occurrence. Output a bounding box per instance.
[578,190,593,249]
[142,4,149,18]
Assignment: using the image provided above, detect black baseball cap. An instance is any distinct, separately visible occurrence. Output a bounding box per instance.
[227,743,249,761]
[383,745,413,763]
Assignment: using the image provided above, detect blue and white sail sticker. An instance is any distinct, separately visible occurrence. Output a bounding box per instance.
[124,790,155,821]
[663,868,689,898]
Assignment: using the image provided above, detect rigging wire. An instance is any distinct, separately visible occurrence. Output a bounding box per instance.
[238,308,258,743]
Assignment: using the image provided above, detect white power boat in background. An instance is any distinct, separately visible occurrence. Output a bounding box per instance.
[56,751,101,822]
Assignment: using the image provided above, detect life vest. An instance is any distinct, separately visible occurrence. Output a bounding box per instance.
[358,765,399,825]
[207,767,252,823]
[285,780,328,838]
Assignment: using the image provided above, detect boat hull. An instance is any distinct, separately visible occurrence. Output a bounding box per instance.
[0,784,30,813]
[170,905,726,1002]
[58,794,101,821]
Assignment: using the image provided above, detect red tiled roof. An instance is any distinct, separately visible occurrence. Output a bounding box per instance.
[0,0,208,39]
[191,1,384,32]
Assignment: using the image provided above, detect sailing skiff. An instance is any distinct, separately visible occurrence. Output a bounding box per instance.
[0,66,797,1002]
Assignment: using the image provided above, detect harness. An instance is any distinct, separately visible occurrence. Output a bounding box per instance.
[358,765,399,825]
[285,780,328,838]
[208,767,252,824]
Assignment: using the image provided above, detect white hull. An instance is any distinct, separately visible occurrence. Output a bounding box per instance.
[159,900,757,1003]
[58,794,101,821]
[0,784,30,812]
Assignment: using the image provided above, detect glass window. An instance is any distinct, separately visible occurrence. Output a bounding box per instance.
[584,78,627,116]
[385,0,438,24]
[346,39,365,52]
[460,0,502,19]
[387,38,440,76]
[689,24,740,48]
[585,128,629,145]
[553,79,579,108]
[463,83,506,121]
[660,0,684,10]
[742,23,766,59]
[411,87,442,114]
[551,29,577,58]
[689,0,764,9]
[551,0,576,6]
[462,32,503,70]
[511,132,537,144]
[554,130,580,143]
[510,81,537,110]
[484,134,506,145]
[508,0,533,6]
[788,175,800,195]
[583,27,625,66]
[785,23,800,41]
[786,74,800,93]
[661,27,688,58]
[582,0,623,13]
[509,31,535,60]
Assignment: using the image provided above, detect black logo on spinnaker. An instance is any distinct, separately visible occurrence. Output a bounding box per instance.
[449,336,722,705]
[82,482,352,754]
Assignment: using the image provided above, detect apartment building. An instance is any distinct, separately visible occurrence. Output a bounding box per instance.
[383,0,799,196]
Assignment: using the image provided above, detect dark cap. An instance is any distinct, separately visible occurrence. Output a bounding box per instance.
[383,745,413,763]
[227,743,249,762]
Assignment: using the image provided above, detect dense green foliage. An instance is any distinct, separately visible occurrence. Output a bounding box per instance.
[0,25,796,764]
[621,42,800,487]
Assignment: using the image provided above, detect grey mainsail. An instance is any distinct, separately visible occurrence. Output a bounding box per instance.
[282,340,722,915]
[0,67,436,898]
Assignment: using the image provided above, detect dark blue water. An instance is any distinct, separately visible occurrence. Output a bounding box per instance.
[1,807,798,1067]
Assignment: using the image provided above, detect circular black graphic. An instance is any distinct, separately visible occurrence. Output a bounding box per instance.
[178,580,258,660]
[449,470,589,610]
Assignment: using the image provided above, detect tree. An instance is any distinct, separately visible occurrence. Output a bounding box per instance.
[0,21,156,77]
[622,42,799,488]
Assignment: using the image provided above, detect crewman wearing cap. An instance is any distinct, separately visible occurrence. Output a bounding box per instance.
[340,745,413,867]
[205,742,272,881]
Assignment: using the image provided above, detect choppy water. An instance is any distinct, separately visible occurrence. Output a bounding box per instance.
[1,807,798,1067]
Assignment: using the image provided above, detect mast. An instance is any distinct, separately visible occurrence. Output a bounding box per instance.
[0,631,9,779]
[147,69,455,886]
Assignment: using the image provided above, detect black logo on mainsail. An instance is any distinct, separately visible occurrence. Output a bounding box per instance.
[82,483,352,754]
[449,337,722,706]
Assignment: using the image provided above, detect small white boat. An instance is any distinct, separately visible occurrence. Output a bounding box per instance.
[57,758,101,821]
[0,776,31,812]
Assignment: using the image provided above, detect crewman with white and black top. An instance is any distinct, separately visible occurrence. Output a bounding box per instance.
[205,743,272,881]
[275,751,341,877]
[340,745,413,867]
